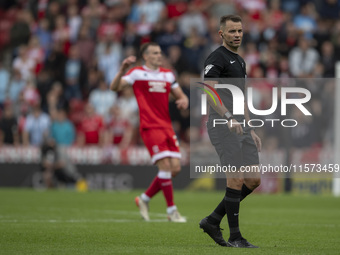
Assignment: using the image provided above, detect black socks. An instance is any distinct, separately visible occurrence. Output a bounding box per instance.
[207,200,225,225]
[240,184,253,201]
[224,187,242,241]
[206,184,254,241]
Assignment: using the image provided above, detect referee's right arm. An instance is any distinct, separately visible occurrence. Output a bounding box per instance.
[203,58,243,135]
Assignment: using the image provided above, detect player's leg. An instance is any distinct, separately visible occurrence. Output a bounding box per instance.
[169,157,181,177]
[166,157,186,222]
[135,129,167,221]
[241,165,261,201]
[225,174,244,241]
[224,173,258,248]
[225,134,260,248]
[200,122,235,246]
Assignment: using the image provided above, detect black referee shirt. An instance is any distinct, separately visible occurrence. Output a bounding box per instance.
[203,46,246,120]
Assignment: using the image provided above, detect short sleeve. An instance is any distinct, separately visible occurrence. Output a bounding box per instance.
[122,68,135,85]
[203,52,224,79]
[169,72,179,89]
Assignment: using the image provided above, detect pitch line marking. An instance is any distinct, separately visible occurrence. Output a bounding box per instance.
[0,219,169,223]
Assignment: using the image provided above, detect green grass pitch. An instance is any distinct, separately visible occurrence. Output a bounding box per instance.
[1,188,339,255]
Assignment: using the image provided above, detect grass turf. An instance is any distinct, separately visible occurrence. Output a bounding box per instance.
[0,188,339,255]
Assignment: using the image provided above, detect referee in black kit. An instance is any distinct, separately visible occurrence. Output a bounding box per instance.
[199,15,262,248]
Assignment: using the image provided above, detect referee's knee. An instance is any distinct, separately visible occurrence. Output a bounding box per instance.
[245,178,261,190]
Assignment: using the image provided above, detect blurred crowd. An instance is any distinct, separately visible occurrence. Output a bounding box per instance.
[0,0,339,151]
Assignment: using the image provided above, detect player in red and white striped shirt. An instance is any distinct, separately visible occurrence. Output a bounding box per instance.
[110,42,188,222]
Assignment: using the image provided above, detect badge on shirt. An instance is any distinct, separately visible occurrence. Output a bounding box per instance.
[204,64,214,75]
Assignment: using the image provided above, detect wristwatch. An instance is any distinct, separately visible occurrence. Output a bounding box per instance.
[224,111,233,121]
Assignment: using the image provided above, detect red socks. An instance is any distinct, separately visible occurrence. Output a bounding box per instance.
[143,171,174,207]
[144,176,161,199]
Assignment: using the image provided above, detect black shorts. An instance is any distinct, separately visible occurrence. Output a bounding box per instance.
[207,119,259,169]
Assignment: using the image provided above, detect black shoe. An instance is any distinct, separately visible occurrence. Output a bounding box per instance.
[199,217,227,246]
[227,238,258,248]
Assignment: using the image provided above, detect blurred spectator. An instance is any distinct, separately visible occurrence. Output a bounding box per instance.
[67,4,82,43]
[76,26,96,68]
[44,42,67,82]
[165,0,188,19]
[288,37,319,78]
[46,1,61,31]
[14,94,30,142]
[27,36,45,74]
[178,2,207,37]
[320,41,336,77]
[76,103,104,146]
[46,82,68,115]
[167,45,191,75]
[116,86,139,127]
[265,0,285,31]
[135,14,152,37]
[89,79,117,119]
[23,102,51,146]
[155,19,183,53]
[278,56,291,78]
[22,80,40,106]
[36,0,48,19]
[12,45,35,81]
[50,108,75,146]
[277,20,299,56]
[84,68,101,98]
[317,0,340,20]
[53,15,71,54]
[293,3,316,39]
[8,70,25,103]
[96,6,122,41]
[9,10,31,50]
[280,0,300,14]
[82,0,106,33]
[237,0,266,13]
[64,45,87,101]
[182,30,206,74]
[68,99,86,130]
[0,62,10,108]
[122,22,142,50]
[261,50,279,78]
[0,105,19,146]
[129,0,165,25]
[34,18,52,58]
[244,42,260,73]
[96,39,122,85]
[36,69,54,112]
[105,105,133,149]
[208,0,235,19]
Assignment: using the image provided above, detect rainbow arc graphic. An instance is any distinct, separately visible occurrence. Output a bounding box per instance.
[196,82,223,106]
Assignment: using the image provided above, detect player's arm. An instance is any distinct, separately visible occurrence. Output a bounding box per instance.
[202,80,229,116]
[203,80,242,135]
[171,86,189,110]
[244,98,261,151]
[110,56,136,92]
